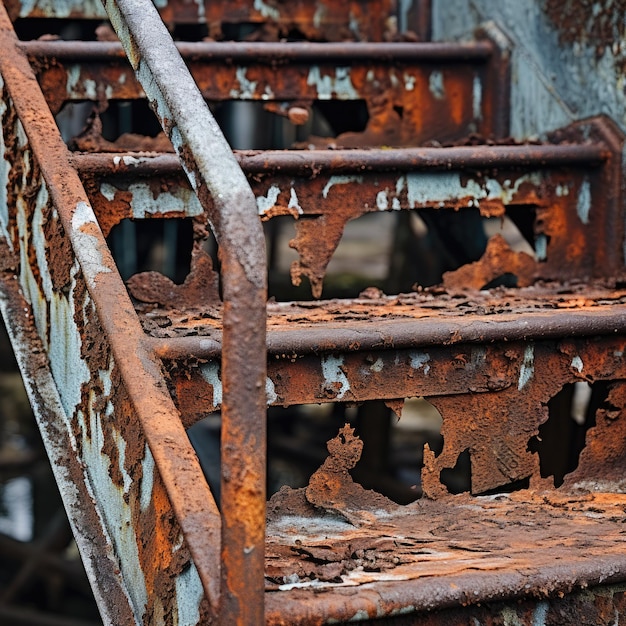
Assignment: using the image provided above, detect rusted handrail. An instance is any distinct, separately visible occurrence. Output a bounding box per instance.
[102,1,268,623]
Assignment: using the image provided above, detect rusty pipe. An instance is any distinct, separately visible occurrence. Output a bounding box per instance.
[71,143,609,177]
[20,39,494,63]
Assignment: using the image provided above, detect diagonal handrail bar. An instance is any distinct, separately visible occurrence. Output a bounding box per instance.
[102,1,268,623]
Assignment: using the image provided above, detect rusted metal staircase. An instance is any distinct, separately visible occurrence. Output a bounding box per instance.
[1,0,626,624]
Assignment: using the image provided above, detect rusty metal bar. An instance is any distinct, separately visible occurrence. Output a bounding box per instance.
[71,143,608,176]
[0,1,222,620]
[21,39,495,62]
[101,0,268,622]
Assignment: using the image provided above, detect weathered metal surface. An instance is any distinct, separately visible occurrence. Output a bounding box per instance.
[432,0,626,138]
[73,117,623,298]
[102,0,269,622]
[0,2,221,623]
[4,0,626,623]
[25,39,503,146]
[265,482,626,624]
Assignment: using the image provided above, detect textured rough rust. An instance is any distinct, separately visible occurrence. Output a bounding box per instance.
[442,233,536,289]
[265,429,626,624]
[304,424,395,523]
[543,0,626,72]
[0,4,222,622]
[102,2,269,622]
[74,121,622,299]
[127,247,220,308]
[565,381,626,489]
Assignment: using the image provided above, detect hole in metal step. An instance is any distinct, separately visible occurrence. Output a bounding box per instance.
[528,382,608,487]
[440,449,471,495]
[107,217,194,284]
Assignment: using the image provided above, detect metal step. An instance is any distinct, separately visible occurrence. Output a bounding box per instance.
[71,118,622,298]
[24,36,508,146]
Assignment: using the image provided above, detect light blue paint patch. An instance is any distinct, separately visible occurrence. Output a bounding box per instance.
[256,185,281,215]
[321,355,350,399]
[532,601,549,626]
[139,444,155,513]
[370,358,384,373]
[200,362,222,409]
[175,561,204,626]
[576,179,591,224]
[535,234,548,261]
[410,351,431,375]
[307,66,358,100]
[518,344,535,390]
[266,377,278,404]
[322,175,363,198]
[571,356,583,373]
[473,74,482,120]
[429,71,445,99]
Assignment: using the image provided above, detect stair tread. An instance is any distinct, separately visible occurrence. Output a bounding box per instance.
[263,489,626,623]
[144,283,626,351]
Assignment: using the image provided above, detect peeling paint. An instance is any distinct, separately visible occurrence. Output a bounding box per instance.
[199,361,223,409]
[533,601,549,626]
[535,234,548,261]
[288,187,303,214]
[112,155,152,167]
[256,184,281,215]
[307,66,359,100]
[139,443,155,513]
[409,351,431,375]
[429,70,445,100]
[266,376,278,404]
[231,66,258,99]
[518,344,535,390]
[18,0,106,18]
[322,175,363,198]
[175,561,204,626]
[376,190,389,210]
[406,171,542,207]
[72,202,112,283]
[100,181,203,218]
[0,81,12,249]
[321,354,350,399]
[571,355,584,372]
[66,66,98,99]
[370,358,384,372]
[473,74,482,120]
[253,0,280,20]
[576,178,591,224]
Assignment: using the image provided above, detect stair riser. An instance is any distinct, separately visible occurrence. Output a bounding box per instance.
[29,42,500,142]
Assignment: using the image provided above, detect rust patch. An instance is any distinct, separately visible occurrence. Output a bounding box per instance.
[543,0,626,71]
[70,112,174,153]
[126,247,220,308]
[268,425,395,526]
[384,398,404,420]
[442,234,536,290]
[43,210,74,293]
